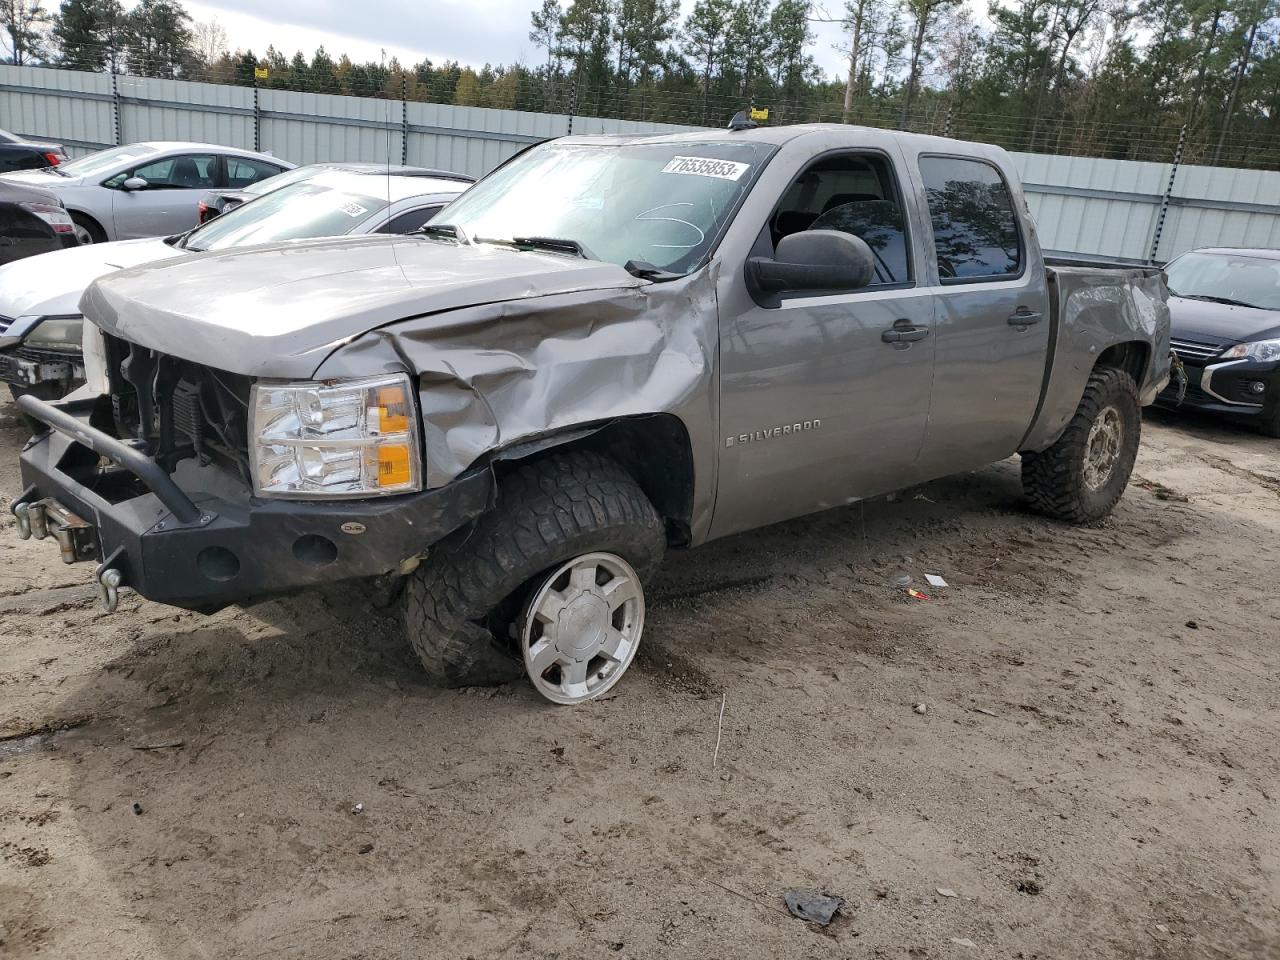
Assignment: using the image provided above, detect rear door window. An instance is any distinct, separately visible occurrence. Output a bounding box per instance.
[919,156,1021,282]
[226,156,284,188]
[376,205,445,234]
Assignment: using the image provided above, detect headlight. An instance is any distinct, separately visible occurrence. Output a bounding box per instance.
[23,315,84,351]
[1221,339,1280,363]
[249,374,422,499]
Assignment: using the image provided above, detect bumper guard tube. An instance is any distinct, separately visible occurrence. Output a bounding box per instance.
[12,394,493,612]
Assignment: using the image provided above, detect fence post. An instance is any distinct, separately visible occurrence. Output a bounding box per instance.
[253,79,261,153]
[111,72,122,145]
[1148,123,1187,264]
[401,75,409,165]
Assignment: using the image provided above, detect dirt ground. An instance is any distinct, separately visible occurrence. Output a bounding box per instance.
[0,394,1277,960]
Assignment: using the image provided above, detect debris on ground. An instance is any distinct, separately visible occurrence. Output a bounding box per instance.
[351,802,364,815]
[949,937,977,948]
[925,574,949,588]
[131,803,143,816]
[936,888,958,898]
[132,740,185,751]
[358,843,374,855]
[783,890,844,925]
[914,703,928,715]
[973,708,997,717]
[905,588,931,601]
[892,574,912,588]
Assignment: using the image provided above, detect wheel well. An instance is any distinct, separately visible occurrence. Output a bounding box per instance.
[1095,341,1150,385]
[68,210,106,241]
[489,414,696,547]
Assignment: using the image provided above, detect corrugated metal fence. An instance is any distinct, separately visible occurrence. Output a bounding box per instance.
[3,64,1278,263]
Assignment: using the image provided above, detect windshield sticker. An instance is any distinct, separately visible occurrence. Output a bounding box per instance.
[661,156,750,181]
[339,200,369,218]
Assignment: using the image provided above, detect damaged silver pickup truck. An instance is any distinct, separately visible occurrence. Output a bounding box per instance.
[12,122,1170,704]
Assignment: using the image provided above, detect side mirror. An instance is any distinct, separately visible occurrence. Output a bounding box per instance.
[122,176,148,191]
[749,229,875,293]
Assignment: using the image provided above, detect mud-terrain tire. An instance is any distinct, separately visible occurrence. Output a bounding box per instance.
[1021,367,1141,525]
[402,450,666,687]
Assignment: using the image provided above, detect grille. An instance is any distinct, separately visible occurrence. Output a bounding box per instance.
[101,333,251,479]
[1170,338,1227,363]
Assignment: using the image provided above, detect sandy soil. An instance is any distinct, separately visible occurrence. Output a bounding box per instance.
[0,394,1277,960]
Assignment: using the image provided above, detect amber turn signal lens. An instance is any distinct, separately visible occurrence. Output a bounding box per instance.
[375,385,410,434]
[377,444,413,487]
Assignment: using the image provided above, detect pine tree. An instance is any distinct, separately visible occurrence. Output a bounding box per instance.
[1,0,51,64]
[52,0,121,70]
[124,0,194,78]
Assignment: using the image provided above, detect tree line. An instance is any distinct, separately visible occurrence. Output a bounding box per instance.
[2,0,1278,167]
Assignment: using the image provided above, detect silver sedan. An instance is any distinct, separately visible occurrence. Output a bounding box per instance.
[0,141,293,244]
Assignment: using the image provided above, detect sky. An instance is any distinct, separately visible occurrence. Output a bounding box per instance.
[49,0,858,81]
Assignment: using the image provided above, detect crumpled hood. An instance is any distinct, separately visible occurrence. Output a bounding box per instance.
[81,235,646,378]
[0,237,178,318]
[1170,296,1280,344]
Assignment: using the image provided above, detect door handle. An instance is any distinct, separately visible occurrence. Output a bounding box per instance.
[882,323,930,344]
[1008,309,1043,326]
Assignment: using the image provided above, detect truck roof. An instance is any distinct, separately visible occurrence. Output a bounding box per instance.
[558,122,1005,157]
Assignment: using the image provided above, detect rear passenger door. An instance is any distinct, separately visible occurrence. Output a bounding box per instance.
[908,154,1051,476]
[712,148,936,538]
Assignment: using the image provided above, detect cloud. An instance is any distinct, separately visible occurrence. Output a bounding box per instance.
[186,0,541,68]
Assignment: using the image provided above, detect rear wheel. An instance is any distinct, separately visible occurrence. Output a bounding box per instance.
[70,212,105,245]
[1021,367,1141,524]
[401,450,666,699]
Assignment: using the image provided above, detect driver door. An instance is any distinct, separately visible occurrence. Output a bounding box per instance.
[110,153,219,239]
[711,148,936,538]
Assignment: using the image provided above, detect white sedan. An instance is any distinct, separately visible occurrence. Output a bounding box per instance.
[0,141,293,244]
[0,170,467,407]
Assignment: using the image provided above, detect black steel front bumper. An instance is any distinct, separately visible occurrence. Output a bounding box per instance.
[13,394,493,612]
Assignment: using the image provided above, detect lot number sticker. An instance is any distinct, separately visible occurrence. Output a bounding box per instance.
[661,156,750,181]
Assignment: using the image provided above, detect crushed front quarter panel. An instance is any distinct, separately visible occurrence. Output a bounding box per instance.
[314,265,722,542]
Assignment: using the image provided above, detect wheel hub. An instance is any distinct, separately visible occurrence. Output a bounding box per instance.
[520,552,645,705]
[1083,405,1123,491]
[557,594,609,657]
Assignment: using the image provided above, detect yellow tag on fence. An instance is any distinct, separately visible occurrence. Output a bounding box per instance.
[749,107,769,121]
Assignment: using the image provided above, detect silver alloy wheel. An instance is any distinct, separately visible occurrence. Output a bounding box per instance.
[73,223,95,245]
[1083,404,1123,490]
[520,552,645,705]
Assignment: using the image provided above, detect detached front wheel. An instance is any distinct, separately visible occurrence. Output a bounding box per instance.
[1021,366,1141,524]
[402,450,665,701]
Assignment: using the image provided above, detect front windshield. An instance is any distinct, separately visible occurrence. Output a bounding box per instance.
[436,140,772,273]
[1165,252,1280,311]
[58,144,160,178]
[184,180,388,251]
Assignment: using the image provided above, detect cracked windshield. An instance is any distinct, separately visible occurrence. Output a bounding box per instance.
[434,141,773,273]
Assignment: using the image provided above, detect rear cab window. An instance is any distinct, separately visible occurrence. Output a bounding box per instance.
[919,156,1022,282]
